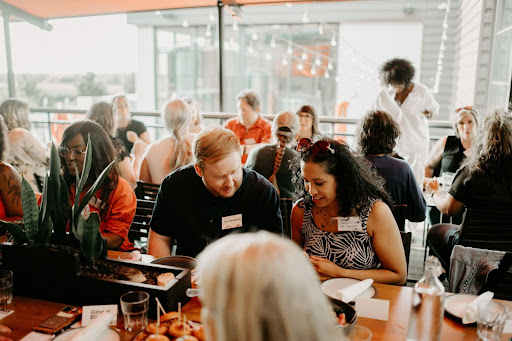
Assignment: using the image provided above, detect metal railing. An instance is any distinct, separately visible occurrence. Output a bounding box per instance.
[30,108,454,146]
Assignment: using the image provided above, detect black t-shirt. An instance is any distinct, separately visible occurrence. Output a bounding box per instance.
[150,165,283,257]
[365,155,426,230]
[116,119,147,153]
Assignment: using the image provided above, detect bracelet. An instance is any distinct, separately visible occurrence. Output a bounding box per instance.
[430,191,438,198]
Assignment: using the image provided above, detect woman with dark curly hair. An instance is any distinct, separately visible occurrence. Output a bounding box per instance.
[60,120,136,250]
[372,58,439,164]
[0,115,23,222]
[296,105,320,141]
[425,108,512,270]
[356,110,425,231]
[291,137,407,284]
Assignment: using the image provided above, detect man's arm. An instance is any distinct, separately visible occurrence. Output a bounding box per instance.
[148,229,173,258]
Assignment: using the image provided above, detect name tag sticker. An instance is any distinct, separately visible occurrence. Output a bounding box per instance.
[222,214,243,230]
[332,217,363,232]
[81,305,117,326]
[243,138,257,145]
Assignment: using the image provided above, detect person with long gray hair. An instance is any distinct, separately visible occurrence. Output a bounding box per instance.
[0,99,48,192]
[197,231,341,341]
[139,99,195,184]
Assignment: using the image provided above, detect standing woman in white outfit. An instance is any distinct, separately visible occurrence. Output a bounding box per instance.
[372,58,439,164]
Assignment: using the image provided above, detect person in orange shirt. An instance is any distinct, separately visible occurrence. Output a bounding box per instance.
[224,90,271,164]
[59,120,136,251]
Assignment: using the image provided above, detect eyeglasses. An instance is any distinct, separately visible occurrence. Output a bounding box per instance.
[296,138,335,155]
[58,146,87,158]
[298,113,313,119]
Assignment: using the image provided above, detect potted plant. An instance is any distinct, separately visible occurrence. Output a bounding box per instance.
[0,141,190,317]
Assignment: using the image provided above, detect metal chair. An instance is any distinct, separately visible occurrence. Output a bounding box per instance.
[128,199,155,250]
[134,181,160,201]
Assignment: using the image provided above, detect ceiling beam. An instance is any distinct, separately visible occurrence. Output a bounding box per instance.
[0,0,52,31]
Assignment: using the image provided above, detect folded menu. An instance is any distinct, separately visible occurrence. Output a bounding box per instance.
[335,279,374,303]
[463,291,494,324]
[70,312,112,341]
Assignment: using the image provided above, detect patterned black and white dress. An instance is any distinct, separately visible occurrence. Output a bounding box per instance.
[301,199,380,270]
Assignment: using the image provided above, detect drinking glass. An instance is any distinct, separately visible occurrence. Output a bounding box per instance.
[0,270,13,305]
[477,300,508,341]
[120,291,149,331]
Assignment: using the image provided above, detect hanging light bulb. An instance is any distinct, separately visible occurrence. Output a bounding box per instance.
[248,44,254,54]
[315,57,321,66]
[206,24,212,37]
[335,76,340,82]
[442,32,447,41]
[252,32,258,40]
[324,71,330,79]
[302,10,309,23]
[443,22,449,29]
[311,67,317,75]
[287,45,293,54]
[182,18,189,28]
[302,51,308,60]
[209,12,215,22]
[330,35,337,46]
[440,42,445,51]
[319,24,324,35]
[282,57,288,66]
[265,53,272,60]
[437,65,443,71]
[270,36,276,48]
[233,21,239,31]
[328,61,333,70]
[298,63,304,71]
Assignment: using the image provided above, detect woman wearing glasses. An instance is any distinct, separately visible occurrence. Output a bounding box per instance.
[291,138,407,285]
[296,105,320,141]
[59,120,136,251]
[424,106,479,225]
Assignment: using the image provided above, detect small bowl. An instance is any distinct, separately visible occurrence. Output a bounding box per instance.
[151,255,197,269]
[329,297,358,333]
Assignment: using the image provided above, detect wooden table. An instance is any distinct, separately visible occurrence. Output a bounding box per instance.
[2,283,511,340]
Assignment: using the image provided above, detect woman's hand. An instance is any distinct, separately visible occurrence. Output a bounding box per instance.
[426,177,439,195]
[310,255,344,279]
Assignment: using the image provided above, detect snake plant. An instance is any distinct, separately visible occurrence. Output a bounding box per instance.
[0,137,115,267]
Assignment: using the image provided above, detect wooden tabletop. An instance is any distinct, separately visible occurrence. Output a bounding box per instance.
[2,283,511,340]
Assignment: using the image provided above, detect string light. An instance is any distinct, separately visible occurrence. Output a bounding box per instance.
[270,36,276,48]
[265,52,272,60]
[302,51,308,60]
[319,24,324,35]
[324,71,330,79]
[433,0,450,94]
[206,24,212,37]
[282,58,288,66]
[328,62,333,70]
[287,45,293,54]
[252,32,258,40]
[248,43,255,54]
[311,67,317,75]
[209,12,215,22]
[182,18,189,28]
[233,21,239,31]
[298,62,304,71]
[302,10,309,23]
[315,57,322,66]
[330,35,337,46]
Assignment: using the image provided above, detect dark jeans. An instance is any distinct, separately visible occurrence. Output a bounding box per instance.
[427,223,460,275]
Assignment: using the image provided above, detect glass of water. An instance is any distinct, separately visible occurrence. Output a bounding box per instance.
[477,300,508,341]
[120,291,149,331]
[0,270,13,305]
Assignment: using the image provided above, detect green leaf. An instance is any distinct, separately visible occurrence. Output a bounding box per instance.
[38,213,53,244]
[74,137,92,211]
[75,212,103,261]
[0,220,28,244]
[74,158,116,224]
[21,177,39,243]
[53,174,71,244]
[38,172,49,226]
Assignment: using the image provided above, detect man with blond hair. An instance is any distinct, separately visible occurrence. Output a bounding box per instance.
[148,126,283,258]
[224,89,272,164]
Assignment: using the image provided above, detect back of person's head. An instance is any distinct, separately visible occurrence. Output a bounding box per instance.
[161,99,193,172]
[356,110,400,155]
[379,58,415,86]
[271,111,300,144]
[0,115,7,161]
[194,126,241,169]
[292,137,392,216]
[197,231,340,341]
[85,101,116,135]
[465,107,512,180]
[297,104,320,135]
[0,99,31,131]
[60,119,119,185]
[450,106,480,138]
[236,90,260,111]
[184,97,203,126]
